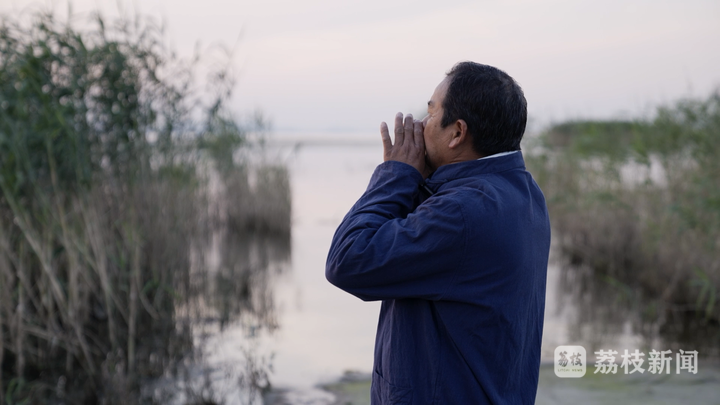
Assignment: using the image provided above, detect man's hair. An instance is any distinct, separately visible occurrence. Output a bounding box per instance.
[441,62,527,156]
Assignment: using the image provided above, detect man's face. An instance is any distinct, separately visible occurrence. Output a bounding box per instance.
[422,77,456,172]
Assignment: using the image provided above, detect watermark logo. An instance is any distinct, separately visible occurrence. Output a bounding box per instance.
[554,345,586,378]
[554,346,699,377]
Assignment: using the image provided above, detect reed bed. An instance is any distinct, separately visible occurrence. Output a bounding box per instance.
[0,10,290,404]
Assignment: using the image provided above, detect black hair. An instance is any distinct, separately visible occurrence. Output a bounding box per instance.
[441,61,527,156]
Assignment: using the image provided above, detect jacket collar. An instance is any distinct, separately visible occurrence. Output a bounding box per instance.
[423,151,526,192]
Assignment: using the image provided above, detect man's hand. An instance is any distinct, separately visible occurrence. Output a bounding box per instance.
[381,113,428,178]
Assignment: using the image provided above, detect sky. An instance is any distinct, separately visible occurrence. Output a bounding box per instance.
[2,0,719,134]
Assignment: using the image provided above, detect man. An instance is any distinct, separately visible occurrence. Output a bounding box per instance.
[326,61,551,404]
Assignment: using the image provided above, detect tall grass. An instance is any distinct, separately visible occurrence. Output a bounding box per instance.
[527,91,720,353]
[0,9,290,404]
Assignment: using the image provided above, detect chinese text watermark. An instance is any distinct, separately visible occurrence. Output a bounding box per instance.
[554,346,699,378]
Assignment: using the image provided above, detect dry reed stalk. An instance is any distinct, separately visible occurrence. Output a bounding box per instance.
[127,223,141,374]
[15,270,25,379]
[0,192,68,322]
[80,198,130,325]
[82,200,119,351]
[0,313,3,405]
[57,208,95,376]
[48,143,96,376]
[6,254,41,335]
[0,227,5,405]
[130,187,160,320]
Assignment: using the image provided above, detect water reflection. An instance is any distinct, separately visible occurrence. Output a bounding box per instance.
[204,229,290,331]
[548,252,720,360]
[144,226,290,404]
[136,159,292,405]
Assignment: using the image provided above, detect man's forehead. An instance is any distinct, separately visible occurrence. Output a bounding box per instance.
[429,78,449,107]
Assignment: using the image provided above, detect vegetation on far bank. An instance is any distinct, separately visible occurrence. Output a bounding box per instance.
[526,91,720,353]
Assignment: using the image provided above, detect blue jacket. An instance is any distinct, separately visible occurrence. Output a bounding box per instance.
[326,151,551,404]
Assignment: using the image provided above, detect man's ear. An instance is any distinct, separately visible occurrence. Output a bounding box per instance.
[448,119,469,149]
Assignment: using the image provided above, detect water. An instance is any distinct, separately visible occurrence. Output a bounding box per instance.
[156,136,386,404]
[167,132,719,404]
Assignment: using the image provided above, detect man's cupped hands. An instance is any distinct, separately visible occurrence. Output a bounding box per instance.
[381,113,431,179]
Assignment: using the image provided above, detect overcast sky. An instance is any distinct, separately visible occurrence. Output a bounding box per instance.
[2,0,719,134]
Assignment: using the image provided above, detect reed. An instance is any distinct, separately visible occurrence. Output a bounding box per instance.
[0,9,290,403]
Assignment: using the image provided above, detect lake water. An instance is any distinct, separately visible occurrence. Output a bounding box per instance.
[163,132,719,404]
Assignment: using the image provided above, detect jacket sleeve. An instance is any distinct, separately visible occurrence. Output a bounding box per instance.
[325,160,467,301]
